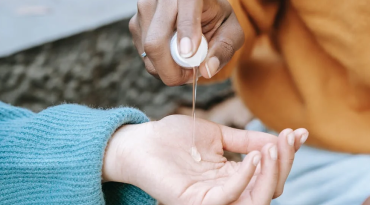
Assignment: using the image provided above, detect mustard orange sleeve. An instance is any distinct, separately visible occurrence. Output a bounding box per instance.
[199,0,281,84]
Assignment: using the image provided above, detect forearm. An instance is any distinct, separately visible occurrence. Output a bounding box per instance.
[0,102,155,204]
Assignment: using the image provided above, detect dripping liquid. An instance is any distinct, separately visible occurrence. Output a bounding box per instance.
[191,66,201,162]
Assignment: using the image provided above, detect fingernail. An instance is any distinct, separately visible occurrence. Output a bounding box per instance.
[205,57,220,78]
[287,132,295,146]
[300,133,309,144]
[180,37,193,58]
[205,63,212,78]
[253,155,261,166]
[269,145,278,160]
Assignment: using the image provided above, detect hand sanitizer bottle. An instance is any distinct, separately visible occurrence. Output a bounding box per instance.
[170,32,208,68]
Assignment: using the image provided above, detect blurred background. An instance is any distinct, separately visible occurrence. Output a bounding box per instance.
[0,0,253,161]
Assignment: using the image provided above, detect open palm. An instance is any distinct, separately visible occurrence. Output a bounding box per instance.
[108,115,308,205]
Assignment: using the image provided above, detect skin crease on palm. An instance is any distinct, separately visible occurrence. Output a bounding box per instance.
[103,115,309,205]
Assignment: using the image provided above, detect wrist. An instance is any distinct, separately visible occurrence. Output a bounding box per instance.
[102,122,150,184]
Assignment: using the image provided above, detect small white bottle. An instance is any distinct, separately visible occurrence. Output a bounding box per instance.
[170,32,208,68]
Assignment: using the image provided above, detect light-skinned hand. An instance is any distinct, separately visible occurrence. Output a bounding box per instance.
[129,0,244,86]
[103,115,309,204]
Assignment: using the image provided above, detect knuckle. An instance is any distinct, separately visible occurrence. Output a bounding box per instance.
[137,0,147,14]
[177,19,198,36]
[178,18,195,30]
[137,0,155,15]
[218,38,235,61]
[143,62,160,80]
[128,16,138,34]
[143,38,162,56]
[145,64,157,76]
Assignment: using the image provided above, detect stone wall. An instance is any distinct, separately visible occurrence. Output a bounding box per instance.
[0,19,233,119]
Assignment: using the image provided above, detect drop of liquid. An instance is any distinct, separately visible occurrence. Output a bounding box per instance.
[191,146,201,162]
[191,66,201,162]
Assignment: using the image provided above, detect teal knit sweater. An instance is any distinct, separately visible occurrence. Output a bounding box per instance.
[0,101,156,205]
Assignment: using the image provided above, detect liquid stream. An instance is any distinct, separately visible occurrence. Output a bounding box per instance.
[191,66,201,162]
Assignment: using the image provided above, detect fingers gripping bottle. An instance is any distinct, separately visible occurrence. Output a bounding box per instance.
[170,32,208,162]
[170,32,208,68]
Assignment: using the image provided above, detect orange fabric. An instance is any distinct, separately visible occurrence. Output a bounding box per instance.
[201,0,370,153]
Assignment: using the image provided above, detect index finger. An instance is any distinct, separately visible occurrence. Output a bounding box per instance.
[219,124,278,154]
[144,0,193,86]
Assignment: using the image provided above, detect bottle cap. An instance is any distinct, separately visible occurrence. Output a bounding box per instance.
[170,32,208,68]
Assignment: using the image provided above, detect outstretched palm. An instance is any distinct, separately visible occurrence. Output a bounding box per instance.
[112,115,307,205]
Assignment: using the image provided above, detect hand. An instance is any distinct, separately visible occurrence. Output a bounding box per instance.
[103,115,309,204]
[129,0,244,86]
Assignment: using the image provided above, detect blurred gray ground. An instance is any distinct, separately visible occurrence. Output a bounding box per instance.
[0,0,233,119]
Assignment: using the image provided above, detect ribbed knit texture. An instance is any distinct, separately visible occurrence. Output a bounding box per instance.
[0,101,156,205]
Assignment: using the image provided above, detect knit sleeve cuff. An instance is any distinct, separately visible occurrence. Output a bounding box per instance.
[0,103,156,204]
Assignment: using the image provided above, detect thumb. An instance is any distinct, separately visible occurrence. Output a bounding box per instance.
[176,0,203,58]
[199,12,244,79]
